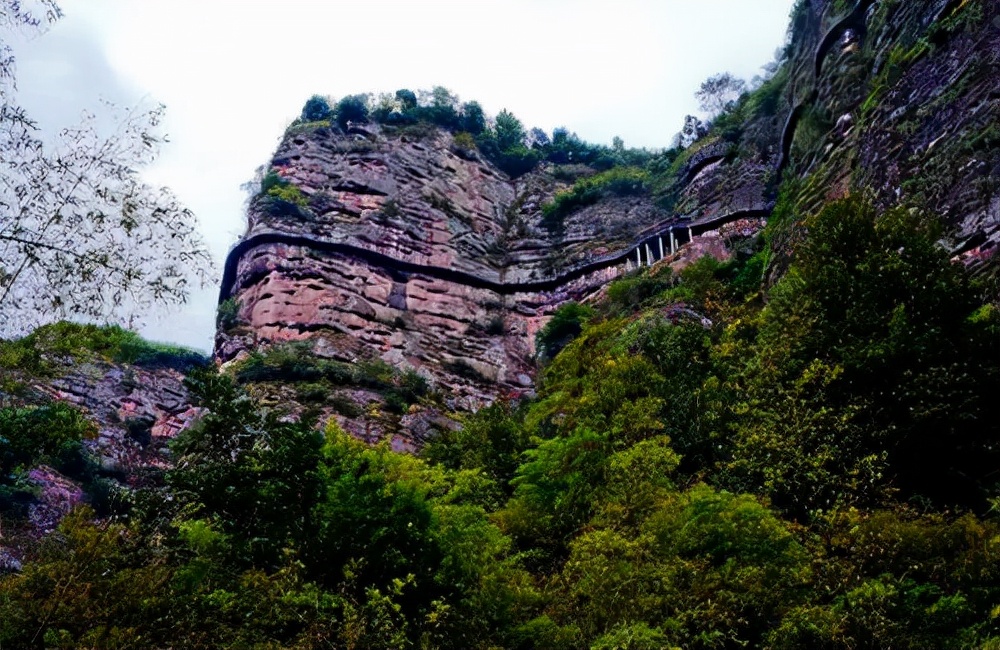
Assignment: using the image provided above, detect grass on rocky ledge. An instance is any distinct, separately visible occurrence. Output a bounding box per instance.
[0,322,209,376]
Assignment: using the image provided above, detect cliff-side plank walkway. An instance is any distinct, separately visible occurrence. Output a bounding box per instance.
[219,208,770,303]
[222,1,881,305]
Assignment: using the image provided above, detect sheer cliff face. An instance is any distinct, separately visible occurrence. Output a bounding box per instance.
[676,0,999,265]
[217,0,998,444]
[216,124,667,433]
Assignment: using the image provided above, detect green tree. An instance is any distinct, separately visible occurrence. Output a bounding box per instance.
[395,88,417,110]
[423,399,531,505]
[334,93,370,129]
[418,85,460,129]
[460,100,486,135]
[726,197,1000,515]
[168,370,325,569]
[494,108,526,151]
[300,94,332,121]
[535,301,595,361]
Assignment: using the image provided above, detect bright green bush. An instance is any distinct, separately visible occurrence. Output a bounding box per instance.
[266,183,308,207]
[542,166,650,229]
[535,301,596,361]
[0,403,96,475]
[259,168,287,194]
[452,131,476,152]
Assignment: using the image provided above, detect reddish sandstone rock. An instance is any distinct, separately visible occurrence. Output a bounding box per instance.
[217,125,676,445]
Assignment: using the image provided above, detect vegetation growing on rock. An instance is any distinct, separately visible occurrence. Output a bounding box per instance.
[3,0,1000,646]
[3,197,999,647]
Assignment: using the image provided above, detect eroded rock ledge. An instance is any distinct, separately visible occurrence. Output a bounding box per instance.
[216,125,677,427]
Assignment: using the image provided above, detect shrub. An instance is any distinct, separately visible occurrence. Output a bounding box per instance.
[383,391,409,415]
[493,145,541,178]
[0,322,207,373]
[355,358,396,390]
[266,183,308,207]
[216,298,240,330]
[114,337,208,372]
[459,101,486,135]
[542,167,650,230]
[747,65,789,118]
[380,198,401,217]
[0,403,97,479]
[605,272,673,312]
[443,359,488,381]
[259,169,287,194]
[296,382,329,404]
[330,393,362,417]
[452,131,476,153]
[234,343,353,384]
[334,94,370,129]
[301,94,332,122]
[397,369,429,402]
[395,88,417,110]
[535,302,596,361]
[0,336,44,374]
[485,314,506,336]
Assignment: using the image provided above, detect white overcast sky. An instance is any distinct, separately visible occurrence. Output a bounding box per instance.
[12,0,796,351]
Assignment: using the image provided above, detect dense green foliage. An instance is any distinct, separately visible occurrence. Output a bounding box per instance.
[284,74,793,222]
[1,371,529,648]
[534,302,596,361]
[301,94,332,122]
[232,342,429,416]
[3,197,998,647]
[722,199,1000,515]
[0,402,97,515]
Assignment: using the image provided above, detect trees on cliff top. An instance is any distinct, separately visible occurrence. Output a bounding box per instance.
[294,86,658,179]
[0,0,212,336]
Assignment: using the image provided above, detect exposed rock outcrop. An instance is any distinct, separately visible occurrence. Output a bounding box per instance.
[0,354,197,563]
[659,0,999,270]
[217,0,1000,447]
[216,125,674,442]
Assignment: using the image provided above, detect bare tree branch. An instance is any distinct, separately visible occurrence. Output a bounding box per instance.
[0,1,214,336]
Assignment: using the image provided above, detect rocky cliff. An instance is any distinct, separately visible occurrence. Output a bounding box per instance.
[215,0,997,447]
[664,0,999,267]
[214,124,677,445]
[0,328,201,567]
[3,0,998,572]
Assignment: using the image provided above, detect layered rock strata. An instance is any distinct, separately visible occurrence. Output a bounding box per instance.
[218,0,999,445]
[661,0,999,268]
[217,125,672,414]
[0,357,197,564]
